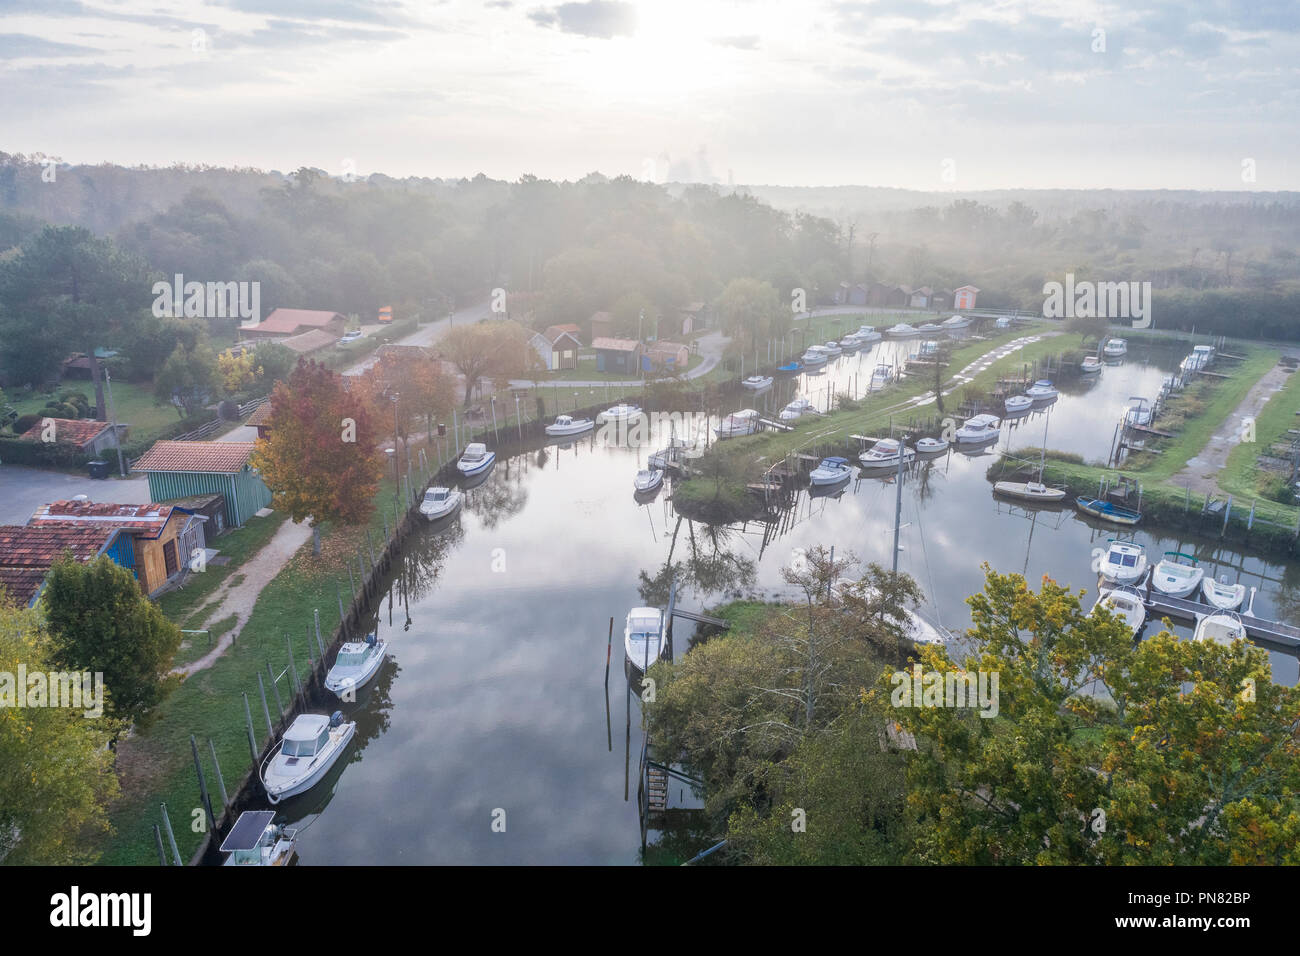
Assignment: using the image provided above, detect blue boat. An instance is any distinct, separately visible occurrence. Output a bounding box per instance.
[1075,496,1141,526]
[456,442,496,477]
[776,361,802,375]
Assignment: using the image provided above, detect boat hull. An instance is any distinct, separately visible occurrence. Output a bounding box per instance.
[1201,578,1247,611]
[1150,561,1204,599]
[419,496,461,521]
[324,643,387,696]
[1075,497,1141,525]
[544,421,594,437]
[262,723,356,804]
[993,481,1067,503]
[457,453,496,476]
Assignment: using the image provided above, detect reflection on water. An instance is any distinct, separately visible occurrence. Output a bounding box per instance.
[285,340,1299,864]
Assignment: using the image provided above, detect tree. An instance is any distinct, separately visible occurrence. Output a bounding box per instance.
[154,338,219,418]
[1065,313,1110,345]
[359,349,456,442]
[716,277,781,355]
[250,359,386,555]
[895,566,1300,864]
[440,321,537,405]
[0,597,122,864]
[41,554,182,726]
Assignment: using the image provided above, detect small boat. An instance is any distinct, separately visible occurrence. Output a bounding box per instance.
[1180,354,1199,374]
[911,340,941,359]
[955,414,1000,444]
[993,480,1067,504]
[809,456,852,486]
[776,361,802,375]
[1081,355,1102,374]
[886,323,919,338]
[260,712,356,804]
[741,374,774,391]
[1124,398,1152,427]
[597,403,643,423]
[324,632,387,697]
[220,811,297,867]
[832,580,948,644]
[1201,575,1247,612]
[916,323,943,334]
[1025,380,1058,400]
[1099,540,1148,587]
[545,414,595,436]
[780,397,816,422]
[1193,344,1215,366]
[801,348,828,366]
[633,468,664,493]
[995,316,1012,329]
[1075,496,1141,525]
[1150,552,1203,599]
[1103,338,1128,357]
[419,485,462,521]
[854,326,882,342]
[715,408,760,439]
[1004,395,1033,414]
[822,341,842,356]
[1193,610,1247,645]
[915,437,949,456]
[1090,587,1146,638]
[624,606,666,670]
[858,438,915,471]
[456,442,496,477]
[839,337,860,352]
[940,315,971,332]
[870,364,896,387]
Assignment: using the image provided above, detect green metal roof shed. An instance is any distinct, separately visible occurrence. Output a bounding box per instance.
[131,441,271,528]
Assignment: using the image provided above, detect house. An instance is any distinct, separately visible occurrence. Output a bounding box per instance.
[591,337,642,374]
[861,282,907,308]
[277,328,339,355]
[159,493,228,537]
[834,283,869,307]
[246,401,274,439]
[644,341,689,372]
[238,308,348,343]
[28,499,207,597]
[17,417,128,456]
[589,311,615,341]
[908,286,936,309]
[953,286,980,310]
[530,325,583,371]
[0,524,121,607]
[677,302,708,335]
[130,441,272,529]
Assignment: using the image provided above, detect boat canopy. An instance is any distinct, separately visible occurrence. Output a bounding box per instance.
[462,443,488,459]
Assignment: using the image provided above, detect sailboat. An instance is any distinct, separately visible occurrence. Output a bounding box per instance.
[993,410,1066,503]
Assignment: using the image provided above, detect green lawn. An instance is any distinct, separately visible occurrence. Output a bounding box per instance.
[1219,360,1300,501]
[6,379,181,440]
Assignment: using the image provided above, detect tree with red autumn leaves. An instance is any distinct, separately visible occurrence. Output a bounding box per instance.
[250,358,385,555]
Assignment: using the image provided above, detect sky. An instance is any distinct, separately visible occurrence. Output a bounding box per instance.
[0,0,1297,190]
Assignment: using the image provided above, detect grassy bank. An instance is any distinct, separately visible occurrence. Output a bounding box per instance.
[1219,360,1300,503]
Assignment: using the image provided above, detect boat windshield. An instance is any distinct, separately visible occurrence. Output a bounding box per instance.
[335,651,366,667]
[1109,552,1139,568]
[282,737,317,758]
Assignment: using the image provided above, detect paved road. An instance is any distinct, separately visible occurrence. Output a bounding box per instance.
[0,464,151,525]
[344,299,492,376]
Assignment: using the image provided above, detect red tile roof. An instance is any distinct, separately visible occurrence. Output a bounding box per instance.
[245,402,274,427]
[16,417,113,447]
[131,440,256,474]
[0,524,117,605]
[242,308,345,336]
[29,500,176,537]
[542,325,583,347]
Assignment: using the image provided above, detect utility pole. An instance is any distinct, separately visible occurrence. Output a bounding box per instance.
[892,436,905,573]
[104,364,126,477]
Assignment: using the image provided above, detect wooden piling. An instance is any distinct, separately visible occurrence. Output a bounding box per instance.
[160,803,182,865]
[207,737,230,811]
[190,735,216,833]
[152,825,167,866]
[243,693,259,765]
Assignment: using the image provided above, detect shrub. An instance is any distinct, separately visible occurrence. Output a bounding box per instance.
[12,413,40,435]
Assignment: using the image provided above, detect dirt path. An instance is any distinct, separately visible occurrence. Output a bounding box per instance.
[172,518,313,677]
[1174,355,1294,496]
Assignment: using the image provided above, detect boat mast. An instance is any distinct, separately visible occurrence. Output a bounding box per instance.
[892,435,905,573]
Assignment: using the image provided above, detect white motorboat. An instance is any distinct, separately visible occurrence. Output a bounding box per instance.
[456,442,496,476]
[1100,540,1148,587]
[324,632,387,697]
[839,337,861,351]
[624,606,666,670]
[1081,355,1102,374]
[995,316,1012,329]
[870,363,896,387]
[741,375,774,391]
[941,315,971,332]
[634,468,664,493]
[259,712,356,804]
[801,348,828,365]
[822,340,842,356]
[1125,398,1152,427]
[1150,552,1203,599]
[1005,394,1033,414]
[993,480,1067,504]
[1090,586,1146,638]
[1193,344,1215,366]
[780,397,816,422]
[419,485,462,521]
[915,437,949,456]
[859,437,915,471]
[1201,575,1247,611]
[917,323,943,334]
[220,811,297,867]
[1103,338,1128,357]
[854,326,882,342]
[809,456,852,486]
[911,340,941,359]
[955,413,1000,444]
[1025,379,1058,400]
[545,414,595,436]
[1193,610,1247,645]
[597,403,643,423]
[715,408,760,439]
[886,323,919,338]
[1180,354,1199,374]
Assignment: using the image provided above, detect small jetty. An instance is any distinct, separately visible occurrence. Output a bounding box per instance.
[1136,588,1300,651]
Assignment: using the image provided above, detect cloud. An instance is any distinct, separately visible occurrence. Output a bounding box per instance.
[0,32,100,57]
[528,1,636,39]
[711,35,759,50]
[209,0,418,26]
